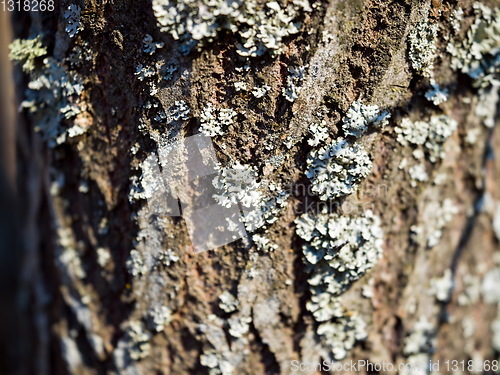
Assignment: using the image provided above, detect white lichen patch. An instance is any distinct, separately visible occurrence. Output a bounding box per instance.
[294,210,383,359]
[412,198,458,248]
[123,321,152,360]
[408,164,429,187]
[64,4,83,38]
[155,249,179,267]
[492,314,500,352]
[305,138,372,200]
[200,350,234,375]
[403,316,435,356]
[212,163,289,233]
[199,104,237,137]
[228,315,252,338]
[169,100,191,121]
[458,274,481,306]
[234,81,247,91]
[448,3,500,83]
[429,269,454,302]
[252,233,278,252]
[448,3,500,128]
[408,18,438,78]
[395,118,429,147]
[147,306,172,332]
[465,127,481,144]
[143,34,164,55]
[213,162,261,209]
[252,85,271,98]
[96,247,111,267]
[395,115,458,163]
[307,120,329,147]
[126,249,148,277]
[198,313,245,375]
[219,291,239,313]
[493,204,500,241]
[315,299,368,360]
[342,101,391,138]
[282,65,306,102]
[362,278,375,299]
[296,210,384,299]
[482,267,500,304]
[152,0,311,56]
[401,316,435,375]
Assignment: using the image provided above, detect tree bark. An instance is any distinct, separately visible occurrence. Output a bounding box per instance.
[8,0,500,374]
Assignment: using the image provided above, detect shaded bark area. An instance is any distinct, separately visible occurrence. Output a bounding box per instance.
[10,0,500,374]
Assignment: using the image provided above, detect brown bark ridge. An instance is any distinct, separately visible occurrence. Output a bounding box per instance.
[8,0,500,374]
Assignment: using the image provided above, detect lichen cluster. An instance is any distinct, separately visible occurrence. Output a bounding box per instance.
[295,210,383,359]
[342,101,390,138]
[20,57,84,147]
[395,115,458,163]
[64,4,83,38]
[411,198,458,248]
[402,317,435,375]
[152,0,311,56]
[199,104,237,137]
[447,3,499,128]
[448,3,500,85]
[305,138,372,201]
[212,162,289,232]
[8,36,47,73]
[408,18,438,78]
[282,65,307,102]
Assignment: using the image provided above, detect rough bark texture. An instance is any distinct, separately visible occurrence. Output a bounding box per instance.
[6,0,500,374]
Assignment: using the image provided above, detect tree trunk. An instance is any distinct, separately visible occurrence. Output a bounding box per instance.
[6,0,500,374]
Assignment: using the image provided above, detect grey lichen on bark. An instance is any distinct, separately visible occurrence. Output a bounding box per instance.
[9,0,500,374]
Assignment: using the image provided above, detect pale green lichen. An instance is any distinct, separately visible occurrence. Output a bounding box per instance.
[9,36,47,73]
